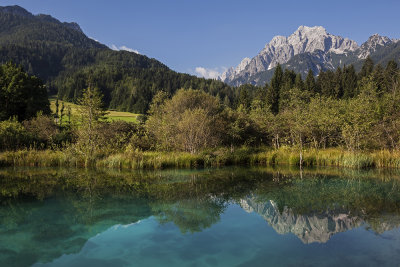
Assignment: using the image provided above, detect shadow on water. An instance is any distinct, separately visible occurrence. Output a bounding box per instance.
[1,166,400,266]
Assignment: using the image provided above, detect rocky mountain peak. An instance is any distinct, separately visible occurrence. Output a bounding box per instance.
[293,25,328,38]
[219,57,251,81]
[358,34,393,59]
[237,57,251,71]
[365,34,392,48]
[220,25,358,84]
[269,35,287,47]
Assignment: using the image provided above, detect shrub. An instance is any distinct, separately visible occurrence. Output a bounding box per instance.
[0,118,32,150]
[23,112,58,147]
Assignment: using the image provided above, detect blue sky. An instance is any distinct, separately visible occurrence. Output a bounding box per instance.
[2,0,400,78]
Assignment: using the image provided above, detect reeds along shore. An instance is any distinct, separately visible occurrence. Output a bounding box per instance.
[1,147,400,170]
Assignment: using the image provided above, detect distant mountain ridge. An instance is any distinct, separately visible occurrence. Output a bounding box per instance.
[221,26,400,86]
[0,5,33,17]
[0,5,85,35]
[0,5,105,49]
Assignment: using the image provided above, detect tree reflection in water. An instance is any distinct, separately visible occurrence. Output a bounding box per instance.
[1,167,400,265]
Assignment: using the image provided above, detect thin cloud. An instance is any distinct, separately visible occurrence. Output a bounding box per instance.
[195,67,226,79]
[110,44,140,54]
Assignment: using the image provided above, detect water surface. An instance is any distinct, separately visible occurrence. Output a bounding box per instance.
[1,167,400,266]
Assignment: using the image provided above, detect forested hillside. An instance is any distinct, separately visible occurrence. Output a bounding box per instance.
[0,5,233,113]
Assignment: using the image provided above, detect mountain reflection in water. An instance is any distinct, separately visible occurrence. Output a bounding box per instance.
[1,167,400,266]
[241,198,363,244]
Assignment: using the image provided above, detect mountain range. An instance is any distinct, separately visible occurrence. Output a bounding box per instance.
[221,26,400,86]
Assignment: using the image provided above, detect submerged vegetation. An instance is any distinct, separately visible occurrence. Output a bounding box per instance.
[1,57,400,170]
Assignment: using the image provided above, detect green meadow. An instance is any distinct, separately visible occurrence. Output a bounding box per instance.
[49,98,139,124]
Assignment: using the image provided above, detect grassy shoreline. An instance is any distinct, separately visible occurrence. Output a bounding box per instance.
[2,147,400,170]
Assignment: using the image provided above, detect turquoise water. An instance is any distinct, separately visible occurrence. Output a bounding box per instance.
[1,167,400,266]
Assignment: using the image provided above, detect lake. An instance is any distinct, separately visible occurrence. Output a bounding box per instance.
[1,167,400,266]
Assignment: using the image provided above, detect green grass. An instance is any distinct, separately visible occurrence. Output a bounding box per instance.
[257,147,400,169]
[3,146,400,170]
[0,147,259,169]
[49,98,139,123]
[106,112,139,123]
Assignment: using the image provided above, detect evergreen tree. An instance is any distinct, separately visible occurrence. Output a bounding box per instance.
[55,99,59,115]
[55,98,59,121]
[282,69,296,90]
[254,84,268,103]
[294,73,304,90]
[317,70,336,97]
[238,87,251,109]
[334,67,344,98]
[267,64,283,114]
[384,60,399,93]
[342,65,357,98]
[305,69,317,95]
[67,106,72,125]
[359,56,374,79]
[279,69,297,111]
[0,62,50,121]
[60,102,65,126]
[373,64,385,95]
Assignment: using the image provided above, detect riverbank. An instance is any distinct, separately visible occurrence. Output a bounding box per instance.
[1,147,400,170]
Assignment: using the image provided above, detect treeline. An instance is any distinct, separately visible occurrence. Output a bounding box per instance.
[1,57,400,169]
[0,43,234,114]
[54,62,233,113]
[235,56,397,112]
[230,57,400,151]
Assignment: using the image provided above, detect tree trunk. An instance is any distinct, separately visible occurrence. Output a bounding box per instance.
[276,134,280,149]
[299,134,303,168]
